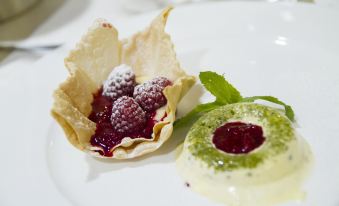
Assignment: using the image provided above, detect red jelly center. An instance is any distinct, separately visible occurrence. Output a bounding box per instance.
[88,88,162,157]
[212,122,265,154]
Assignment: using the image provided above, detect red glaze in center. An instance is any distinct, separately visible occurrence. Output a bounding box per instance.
[212,122,265,154]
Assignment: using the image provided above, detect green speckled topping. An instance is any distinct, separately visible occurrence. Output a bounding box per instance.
[186,103,295,172]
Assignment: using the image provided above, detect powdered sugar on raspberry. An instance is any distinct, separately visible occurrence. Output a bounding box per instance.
[150,77,172,89]
[102,64,135,101]
[111,96,146,134]
[133,77,172,112]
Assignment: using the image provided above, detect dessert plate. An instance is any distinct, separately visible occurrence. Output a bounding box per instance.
[1,2,339,206]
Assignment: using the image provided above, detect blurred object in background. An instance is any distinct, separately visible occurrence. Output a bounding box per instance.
[0,0,40,22]
[121,0,164,13]
[121,0,212,13]
[1,0,337,66]
[121,0,315,13]
[0,0,76,63]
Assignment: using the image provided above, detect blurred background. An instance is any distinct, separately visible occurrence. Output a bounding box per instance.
[0,0,337,68]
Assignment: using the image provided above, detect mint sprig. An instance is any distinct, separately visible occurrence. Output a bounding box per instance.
[174,71,294,128]
[200,71,242,104]
[174,101,222,128]
[241,96,294,121]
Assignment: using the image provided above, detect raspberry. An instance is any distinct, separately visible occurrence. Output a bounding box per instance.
[133,77,172,112]
[110,96,146,134]
[150,77,172,89]
[102,64,136,101]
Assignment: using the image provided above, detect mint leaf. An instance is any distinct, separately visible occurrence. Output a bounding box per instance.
[174,101,222,128]
[199,71,242,104]
[241,96,294,121]
[174,71,296,129]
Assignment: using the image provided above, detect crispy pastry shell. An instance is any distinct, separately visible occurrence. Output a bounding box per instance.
[51,7,195,159]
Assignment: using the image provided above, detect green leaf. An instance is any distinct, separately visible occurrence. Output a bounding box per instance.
[199,71,242,104]
[174,101,222,128]
[174,71,296,129]
[241,96,295,121]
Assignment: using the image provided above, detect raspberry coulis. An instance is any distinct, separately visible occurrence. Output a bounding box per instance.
[88,88,161,157]
[212,122,265,154]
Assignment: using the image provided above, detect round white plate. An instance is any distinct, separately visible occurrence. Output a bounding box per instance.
[1,2,339,206]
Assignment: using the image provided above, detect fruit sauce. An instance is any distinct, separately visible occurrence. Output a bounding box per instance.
[212,122,265,154]
[88,88,161,157]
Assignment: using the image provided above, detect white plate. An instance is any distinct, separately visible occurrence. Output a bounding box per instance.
[1,2,339,206]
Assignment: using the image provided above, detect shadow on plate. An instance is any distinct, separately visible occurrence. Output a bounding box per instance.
[85,83,205,182]
[84,47,208,181]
